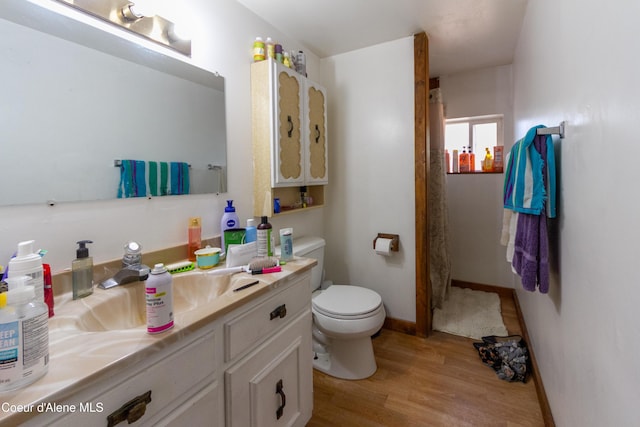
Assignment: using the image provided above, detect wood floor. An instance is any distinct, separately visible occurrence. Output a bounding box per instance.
[307,292,546,427]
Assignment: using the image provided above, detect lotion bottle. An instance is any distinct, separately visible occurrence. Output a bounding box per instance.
[72,240,93,300]
[245,218,257,243]
[257,216,273,258]
[220,200,240,255]
[188,217,202,262]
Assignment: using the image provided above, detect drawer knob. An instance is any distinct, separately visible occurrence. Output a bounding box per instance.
[270,304,287,320]
[107,390,152,427]
[275,379,286,420]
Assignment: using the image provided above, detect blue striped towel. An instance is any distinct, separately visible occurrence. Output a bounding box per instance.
[170,162,190,195]
[117,160,147,198]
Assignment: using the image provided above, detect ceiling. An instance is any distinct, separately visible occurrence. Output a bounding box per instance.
[235,0,528,77]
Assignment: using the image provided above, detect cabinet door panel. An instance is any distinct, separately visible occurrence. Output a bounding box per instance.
[274,66,304,187]
[305,81,328,184]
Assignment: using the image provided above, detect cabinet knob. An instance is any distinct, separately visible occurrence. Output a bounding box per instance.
[287,115,294,137]
[270,304,287,320]
[275,379,286,420]
[106,390,152,427]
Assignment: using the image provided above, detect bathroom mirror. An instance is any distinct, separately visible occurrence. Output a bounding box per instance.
[0,2,227,206]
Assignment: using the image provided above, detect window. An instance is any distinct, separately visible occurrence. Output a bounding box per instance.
[445,115,503,172]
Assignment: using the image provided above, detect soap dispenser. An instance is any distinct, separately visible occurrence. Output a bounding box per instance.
[72,240,94,300]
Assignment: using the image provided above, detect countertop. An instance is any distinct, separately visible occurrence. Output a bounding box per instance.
[0,257,316,425]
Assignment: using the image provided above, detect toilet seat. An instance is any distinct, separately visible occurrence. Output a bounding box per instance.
[312,285,382,320]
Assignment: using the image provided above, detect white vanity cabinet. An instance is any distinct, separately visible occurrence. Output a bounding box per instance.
[13,265,313,427]
[252,58,328,216]
[223,271,313,427]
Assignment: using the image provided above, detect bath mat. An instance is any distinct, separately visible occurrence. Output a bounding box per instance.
[433,287,508,340]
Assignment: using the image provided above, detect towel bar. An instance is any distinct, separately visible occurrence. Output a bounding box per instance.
[536,121,566,139]
[114,160,191,168]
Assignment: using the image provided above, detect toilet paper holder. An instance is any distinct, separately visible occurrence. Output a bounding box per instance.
[372,233,399,252]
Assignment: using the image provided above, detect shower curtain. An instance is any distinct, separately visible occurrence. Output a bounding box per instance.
[428,88,452,309]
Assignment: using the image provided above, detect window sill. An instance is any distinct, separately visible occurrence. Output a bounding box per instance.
[447,170,503,175]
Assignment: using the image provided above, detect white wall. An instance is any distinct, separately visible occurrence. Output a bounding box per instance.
[320,37,416,322]
[0,0,323,273]
[440,65,515,287]
[513,0,640,425]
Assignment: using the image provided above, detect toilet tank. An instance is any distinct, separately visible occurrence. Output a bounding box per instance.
[290,236,325,291]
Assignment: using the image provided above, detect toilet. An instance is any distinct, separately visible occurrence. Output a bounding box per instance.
[286,236,386,380]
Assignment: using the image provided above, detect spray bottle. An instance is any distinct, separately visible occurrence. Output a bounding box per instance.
[8,240,44,303]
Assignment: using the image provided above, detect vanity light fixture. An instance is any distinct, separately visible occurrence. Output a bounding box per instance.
[119,3,145,22]
[53,0,191,56]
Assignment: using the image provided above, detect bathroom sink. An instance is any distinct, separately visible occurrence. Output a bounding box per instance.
[50,272,232,332]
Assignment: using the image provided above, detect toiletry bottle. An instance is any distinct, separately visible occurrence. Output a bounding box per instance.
[469,147,476,172]
[220,200,240,255]
[275,43,283,63]
[459,147,469,173]
[445,149,450,173]
[145,263,174,334]
[300,186,308,208]
[265,37,275,59]
[452,149,459,173]
[72,240,93,300]
[483,148,493,172]
[188,217,202,262]
[0,276,49,391]
[295,50,307,76]
[257,216,273,258]
[245,218,257,243]
[253,37,265,62]
[43,263,54,317]
[8,240,44,303]
[279,228,294,262]
[283,51,292,68]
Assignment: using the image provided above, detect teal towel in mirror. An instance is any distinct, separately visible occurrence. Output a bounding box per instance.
[170,162,190,195]
[117,160,147,198]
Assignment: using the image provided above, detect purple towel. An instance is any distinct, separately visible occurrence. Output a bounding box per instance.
[512,135,550,293]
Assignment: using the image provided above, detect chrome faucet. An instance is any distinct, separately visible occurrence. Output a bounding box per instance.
[99,242,150,289]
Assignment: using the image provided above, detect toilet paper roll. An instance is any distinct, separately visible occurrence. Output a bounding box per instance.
[375,238,393,256]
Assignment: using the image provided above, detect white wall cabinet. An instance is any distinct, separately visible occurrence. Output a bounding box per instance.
[252,59,328,216]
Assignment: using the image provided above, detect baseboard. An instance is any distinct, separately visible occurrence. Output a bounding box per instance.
[451,279,514,298]
[511,290,556,427]
[383,317,416,335]
[451,280,555,426]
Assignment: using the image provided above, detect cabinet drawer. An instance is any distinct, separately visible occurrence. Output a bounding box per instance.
[224,276,309,361]
[36,330,216,427]
[152,381,221,427]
